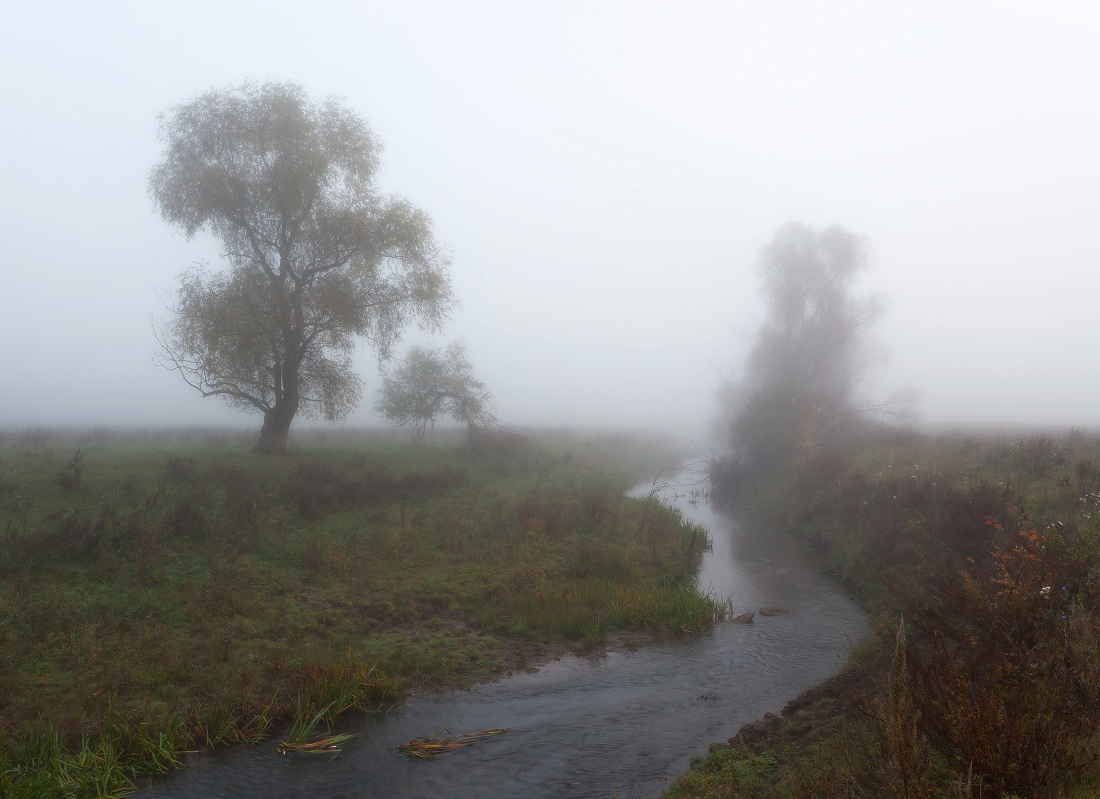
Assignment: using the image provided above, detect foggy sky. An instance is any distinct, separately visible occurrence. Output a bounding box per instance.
[2,2,1099,440]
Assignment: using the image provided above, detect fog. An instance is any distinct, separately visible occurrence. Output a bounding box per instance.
[3,2,1099,440]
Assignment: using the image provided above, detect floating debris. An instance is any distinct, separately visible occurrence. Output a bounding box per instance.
[277,731,356,757]
[396,728,511,760]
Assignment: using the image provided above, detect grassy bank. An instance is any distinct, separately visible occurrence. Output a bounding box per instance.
[671,430,1100,799]
[0,427,728,797]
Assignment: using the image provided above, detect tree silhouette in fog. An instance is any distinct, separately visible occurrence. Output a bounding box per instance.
[375,341,494,444]
[718,223,894,473]
[150,81,453,454]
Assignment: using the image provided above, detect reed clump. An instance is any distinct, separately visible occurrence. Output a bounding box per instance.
[275,698,356,758]
[509,577,732,636]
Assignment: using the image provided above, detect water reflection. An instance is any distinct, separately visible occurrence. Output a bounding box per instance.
[142,468,868,799]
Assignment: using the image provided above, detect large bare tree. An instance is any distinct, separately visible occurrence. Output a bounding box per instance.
[151,81,453,454]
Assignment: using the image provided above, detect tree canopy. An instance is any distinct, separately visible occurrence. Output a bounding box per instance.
[150,81,453,453]
[718,222,890,472]
[375,342,494,443]
[747,222,882,410]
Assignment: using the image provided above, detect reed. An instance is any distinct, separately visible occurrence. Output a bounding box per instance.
[275,699,356,757]
[396,728,510,760]
[0,718,184,799]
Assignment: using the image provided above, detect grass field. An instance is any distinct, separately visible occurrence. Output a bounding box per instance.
[670,429,1100,799]
[0,426,729,797]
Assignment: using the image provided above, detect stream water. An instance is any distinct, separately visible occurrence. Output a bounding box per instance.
[141,467,869,798]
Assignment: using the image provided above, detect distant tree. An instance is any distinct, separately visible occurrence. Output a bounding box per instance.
[748,223,882,407]
[150,81,453,454]
[718,222,903,472]
[375,342,494,444]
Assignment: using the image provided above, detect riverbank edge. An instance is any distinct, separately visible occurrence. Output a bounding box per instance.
[3,584,684,799]
[123,620,676,795]
[667,436,1100,797]
[120,627,663,794]
[663,501,894,795]
[404,626,660,698]
[0,438,713,799]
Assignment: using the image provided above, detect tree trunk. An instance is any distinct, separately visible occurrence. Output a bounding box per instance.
[461,398,480,448]
[254,408,294,455]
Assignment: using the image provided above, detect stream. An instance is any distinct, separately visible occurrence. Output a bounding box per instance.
[141,467,869,798]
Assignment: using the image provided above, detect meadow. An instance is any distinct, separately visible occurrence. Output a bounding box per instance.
[671,430,1100,799]
[0,427,727,797]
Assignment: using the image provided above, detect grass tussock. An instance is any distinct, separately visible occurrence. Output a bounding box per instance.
[275,698,357,758]
[674,429,1100,799]
[0,428,702,794]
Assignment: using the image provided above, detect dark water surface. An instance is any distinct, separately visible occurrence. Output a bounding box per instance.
[141,469,868,799]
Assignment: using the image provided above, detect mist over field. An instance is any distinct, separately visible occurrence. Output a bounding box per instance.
[9,9,1100,795]
[2,2,1099,437]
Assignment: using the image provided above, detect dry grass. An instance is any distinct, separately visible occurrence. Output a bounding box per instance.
[396,728,510,760]
[276,732,356,757]
[677,429,1100,798]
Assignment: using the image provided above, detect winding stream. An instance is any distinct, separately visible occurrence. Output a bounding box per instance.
[141,468,868,798]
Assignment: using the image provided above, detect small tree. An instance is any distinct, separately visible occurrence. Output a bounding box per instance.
[375,342,494,443]
[150,81,453,454]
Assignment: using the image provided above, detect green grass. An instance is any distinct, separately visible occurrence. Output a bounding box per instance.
[670,744,779,797]
[0,426,726,796]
